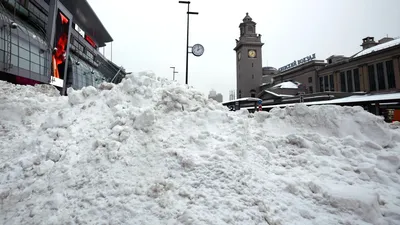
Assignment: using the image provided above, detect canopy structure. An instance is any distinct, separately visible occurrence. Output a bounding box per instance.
[60,0,113,47]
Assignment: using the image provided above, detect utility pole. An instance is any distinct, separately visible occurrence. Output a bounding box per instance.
[170,67,178,81]
[179,1,198,85]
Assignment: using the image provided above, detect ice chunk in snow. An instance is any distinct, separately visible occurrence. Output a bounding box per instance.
[376,153,400,173]
[324,185,383,224]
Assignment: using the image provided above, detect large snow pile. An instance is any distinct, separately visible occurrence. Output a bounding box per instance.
[1,72,400,225]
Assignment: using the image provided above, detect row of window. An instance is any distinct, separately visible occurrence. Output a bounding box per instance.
[339,69,361,92]
[69,54,105,89]
[4,0,47,33]
[26,0,48,27]
[319,74,335,92]
[318,59,396,93]
[0,50,48,77]
[0,15,47,48]
[368,60,396,91]
[0,32,49,76]
[237,90,258,98]
[70,36,96,63]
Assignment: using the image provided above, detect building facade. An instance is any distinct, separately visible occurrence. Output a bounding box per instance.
[318,37,400,94]
[230,14,400,118]
[255,36,400,100]
[0,0,126,95]
[234,13,263,98]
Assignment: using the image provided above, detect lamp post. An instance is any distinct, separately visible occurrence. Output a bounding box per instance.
[179,1,198,85]
[170,67,178,81]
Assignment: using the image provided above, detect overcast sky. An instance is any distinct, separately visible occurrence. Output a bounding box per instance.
[87,0,400,100]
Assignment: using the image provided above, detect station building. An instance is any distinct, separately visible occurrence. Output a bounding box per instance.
[0,0,127,95]
[230,13,400,120]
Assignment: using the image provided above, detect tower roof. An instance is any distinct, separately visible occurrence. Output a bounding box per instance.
[243,12,252,22]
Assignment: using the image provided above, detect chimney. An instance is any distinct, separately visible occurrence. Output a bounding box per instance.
[361,37,378,50]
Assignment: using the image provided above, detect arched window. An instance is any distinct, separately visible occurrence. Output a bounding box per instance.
[247,26,254,33]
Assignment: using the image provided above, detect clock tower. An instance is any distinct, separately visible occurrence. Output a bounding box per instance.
[234,13,264,98]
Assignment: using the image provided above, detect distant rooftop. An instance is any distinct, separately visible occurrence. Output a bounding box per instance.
[352,37,400,58]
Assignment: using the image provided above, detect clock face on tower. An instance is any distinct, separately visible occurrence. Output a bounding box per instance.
[248,50,256,58]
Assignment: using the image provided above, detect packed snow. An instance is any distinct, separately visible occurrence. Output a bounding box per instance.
[1,72,400,225]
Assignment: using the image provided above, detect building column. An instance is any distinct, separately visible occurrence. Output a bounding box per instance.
[45,0,58,83]
[360,64,369,92]
[393,56,400,89]
[57,3,73,95]
[334,71,339,92]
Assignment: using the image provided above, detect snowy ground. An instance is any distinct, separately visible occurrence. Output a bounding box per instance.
[1,72,400,225]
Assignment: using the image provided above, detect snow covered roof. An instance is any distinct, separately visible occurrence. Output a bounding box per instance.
[221,97,261,105]
[244,92,400,110]
[272,81,299,89]
[326,55,345,59]
[263,90,294,98]
[327,92,400,104]
[352,38,400,58]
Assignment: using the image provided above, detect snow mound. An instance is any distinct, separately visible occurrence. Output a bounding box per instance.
[1,72,400,225]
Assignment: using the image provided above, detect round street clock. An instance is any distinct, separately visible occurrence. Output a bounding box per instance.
[248,50,256,58]
[192,44,204,57]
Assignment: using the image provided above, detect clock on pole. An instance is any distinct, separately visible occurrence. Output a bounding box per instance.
[191,44,204,57]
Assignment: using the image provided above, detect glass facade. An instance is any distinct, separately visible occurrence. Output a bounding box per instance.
[0,12,50,83]
[69,53,104,89]
[2,0,47,35]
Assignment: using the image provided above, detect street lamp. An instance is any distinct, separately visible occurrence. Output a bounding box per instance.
[170,67,178,81]
[179,1,198,85]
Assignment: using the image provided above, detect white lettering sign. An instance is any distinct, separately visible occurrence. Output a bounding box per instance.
[74,24,85,37]
[279,53,316,72]
[50,76,64,87]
